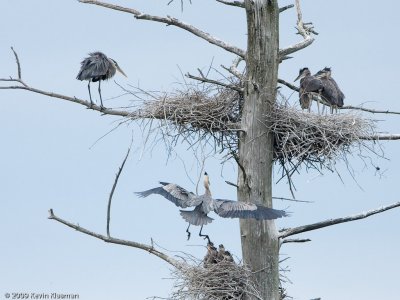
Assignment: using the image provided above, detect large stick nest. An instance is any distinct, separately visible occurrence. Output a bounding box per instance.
[132,87,377,172]
[169,255,262,300]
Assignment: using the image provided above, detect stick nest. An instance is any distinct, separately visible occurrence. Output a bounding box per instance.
[133,87,377,172]
[169,258,262,300]
[269,103,376,170]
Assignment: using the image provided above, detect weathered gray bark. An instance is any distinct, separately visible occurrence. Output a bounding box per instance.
[238,1,280,299]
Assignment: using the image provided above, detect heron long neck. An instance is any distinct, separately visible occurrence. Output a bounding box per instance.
[204,176,212,197]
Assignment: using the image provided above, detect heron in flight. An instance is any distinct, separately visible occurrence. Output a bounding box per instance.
[135,172,288,242]
[314,67,345,113]
[76,52,127,110]
[294,67,323,113]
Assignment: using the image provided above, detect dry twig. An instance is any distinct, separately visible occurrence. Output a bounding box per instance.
[79,0,245,58]
[279,201,400,238]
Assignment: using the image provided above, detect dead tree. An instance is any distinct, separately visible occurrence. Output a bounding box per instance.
[2,1,400,300]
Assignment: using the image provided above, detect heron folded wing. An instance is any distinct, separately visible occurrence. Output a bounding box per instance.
[214,199,288,220]
[135,183,201,208]
[77,52,111,80]
[302,76,323,93]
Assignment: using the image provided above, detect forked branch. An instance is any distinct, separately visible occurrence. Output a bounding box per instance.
[279,0,315,58]
[279,201,400,238]
[48,209,183,269]
[78,0,245,58]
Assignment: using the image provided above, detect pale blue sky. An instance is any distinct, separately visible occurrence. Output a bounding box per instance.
[1,1,399,299]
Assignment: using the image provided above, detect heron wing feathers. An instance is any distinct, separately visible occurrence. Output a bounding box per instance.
[135,183,201,208]
[214,199,288,220]
[76,52,112,81]
[301,76,322,93]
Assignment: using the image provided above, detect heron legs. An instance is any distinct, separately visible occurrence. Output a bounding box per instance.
[199,225,211,244]
[98,81,105,110]
[87,82,94,108]
[186,224,191,240]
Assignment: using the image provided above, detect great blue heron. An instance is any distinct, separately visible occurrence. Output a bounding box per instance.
[314,67,345,113]
[204,242,218,267]
[135,172,288,242]
[76,51,127,110]
[217,244,234,263]
[294,67,323,113]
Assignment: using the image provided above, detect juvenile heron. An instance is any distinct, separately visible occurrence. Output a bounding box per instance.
[315,67,345,113]
[294,67,323,113]
[76,51,127,109]
[135,172,288,242]
[204,242,218,267]
[217,244,234,263]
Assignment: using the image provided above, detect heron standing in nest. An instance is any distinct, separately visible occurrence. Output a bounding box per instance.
[204,242,218,267]
[294,67,323,113]
[217,244,234,263]
[315,67,345,114]
[76,51,127,110]
[136,172,288,243]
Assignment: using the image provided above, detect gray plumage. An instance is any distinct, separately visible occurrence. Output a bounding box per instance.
[294,67,323,112]
[135,173,288,228]
[314,67,345,112]
[76,51,126,109]
[204,243,218,267]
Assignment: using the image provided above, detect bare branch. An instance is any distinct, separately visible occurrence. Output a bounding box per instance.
[279,201,400,238]
[107,146,131,237]
[360,134,400,141]
[216,0,244,8]
[281,238,311,244]
[279,0,315,58]
[279,4,294,13]
[278,78,299,92]
[272,197,313,203]
[10,47,22,80]
[221,57,245,82]
[186,72,243,92]
[341,105,400,115]
[79,0,245,58]
[0,82,131,117]
[225,180,239,188]
[48,209,183,269]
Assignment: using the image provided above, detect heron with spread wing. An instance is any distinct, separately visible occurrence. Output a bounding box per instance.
[135,172,288,242]
[76,51,127,110]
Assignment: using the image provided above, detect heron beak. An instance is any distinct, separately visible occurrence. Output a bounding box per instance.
[294,74,302,82]
[116,65,127,77]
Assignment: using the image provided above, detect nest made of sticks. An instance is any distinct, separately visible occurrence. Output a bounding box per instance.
[169,258,261,300]
[132,87,377,173]
[137,88,240,133]
[269,103,377,170]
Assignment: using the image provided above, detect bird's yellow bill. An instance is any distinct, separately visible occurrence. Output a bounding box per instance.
[116,65,127,77]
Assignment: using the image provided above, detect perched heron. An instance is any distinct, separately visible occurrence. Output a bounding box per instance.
[204,242,218,267]
[76,51,127,109]
[294,67,323,113]
[135,172,288,243]
[314,67,345,114]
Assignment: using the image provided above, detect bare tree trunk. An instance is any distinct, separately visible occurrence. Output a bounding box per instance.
[238,1,279,299]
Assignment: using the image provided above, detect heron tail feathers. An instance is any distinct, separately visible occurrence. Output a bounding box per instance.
[179,209,213,226]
